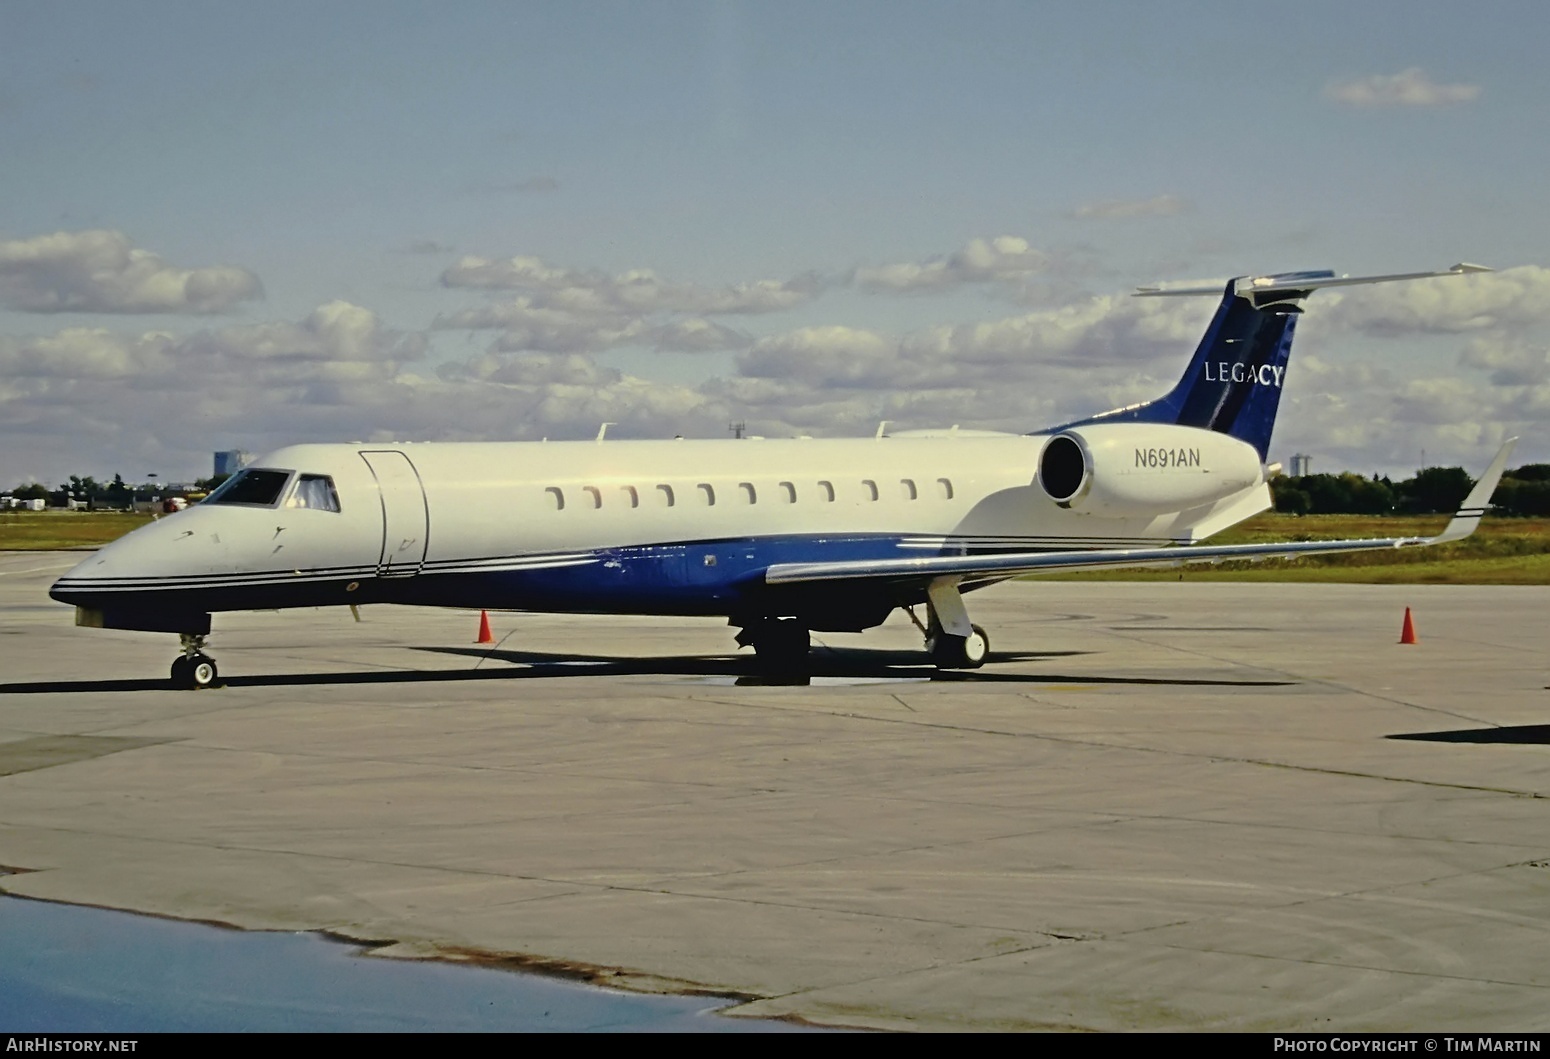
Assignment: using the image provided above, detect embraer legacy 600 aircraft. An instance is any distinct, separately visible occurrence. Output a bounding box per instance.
[53,265,1517,688]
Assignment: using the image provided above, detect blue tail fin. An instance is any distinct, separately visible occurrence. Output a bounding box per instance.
[1051,264,1488,460]
[1059,270,1335,460]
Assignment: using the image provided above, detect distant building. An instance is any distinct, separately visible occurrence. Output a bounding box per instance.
[213,450,253,477]
[1290,453,1312,477]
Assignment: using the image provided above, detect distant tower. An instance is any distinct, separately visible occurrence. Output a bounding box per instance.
[1290,453,1312,477]
[213,450,253,477]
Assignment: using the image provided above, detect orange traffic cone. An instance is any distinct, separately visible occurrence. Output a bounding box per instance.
[1399,607,1418,645]
[476,610,494,644]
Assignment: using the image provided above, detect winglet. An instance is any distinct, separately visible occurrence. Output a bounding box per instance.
[1432,437,1518,544]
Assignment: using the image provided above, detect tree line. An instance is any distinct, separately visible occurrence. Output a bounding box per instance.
[5,474,231,506]
[1271,464,1550,517]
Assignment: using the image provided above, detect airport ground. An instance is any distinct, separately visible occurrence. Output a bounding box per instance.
[1,551,1547,1031]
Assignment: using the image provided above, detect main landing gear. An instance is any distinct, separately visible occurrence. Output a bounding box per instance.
[736,577,993,673]
[909,577,990,671]
[170,632,219,690]
[736,617,811,671]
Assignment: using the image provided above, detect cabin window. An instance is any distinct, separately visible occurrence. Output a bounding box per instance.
[655,484,675,508]
[862,479,879,502]
[936,477,954,500]
[817,480,835,502]
[697,483,715,506]
[286,474,341,512]
[778,481,796,503]
[206,468,292,508]
[544,487,565,511]
[739,482,757,504]
[621,485,639,508]
[900,478,918,501]
[583,486,602,509]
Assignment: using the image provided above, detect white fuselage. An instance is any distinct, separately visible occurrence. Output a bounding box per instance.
[52,428,1271,630]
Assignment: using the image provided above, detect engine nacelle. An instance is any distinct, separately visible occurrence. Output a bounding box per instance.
[1037,423,1264,517]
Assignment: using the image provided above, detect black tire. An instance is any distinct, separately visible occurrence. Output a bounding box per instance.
[170,655,194,689]
[190,654,218,688]
[751,619,811,672]
[929,624,990,670]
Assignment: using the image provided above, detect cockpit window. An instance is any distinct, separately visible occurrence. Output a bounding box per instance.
[205,468,292,507]
[286,474,341,512]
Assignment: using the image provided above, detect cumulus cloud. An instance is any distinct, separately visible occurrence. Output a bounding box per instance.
[717,294,1219,439]
[0,301,420,386]
[1324,68,1482,108]
[852,236,1051,292]
[1327,266,1550,335]
[0,230,263,314]
[1069,195,1190,220]
[1459,334,1550,386]
[441,254,821,315]
[440,351,622,388]
[8,242,1547,485]
[646,317,750,352]
[436,251,805,359]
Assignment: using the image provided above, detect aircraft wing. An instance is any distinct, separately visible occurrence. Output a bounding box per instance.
[764,438,1517,587]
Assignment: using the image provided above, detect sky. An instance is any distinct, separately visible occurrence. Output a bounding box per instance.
[2,0,1547,486]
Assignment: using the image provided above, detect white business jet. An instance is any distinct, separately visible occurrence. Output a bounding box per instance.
[53,265,1515,688]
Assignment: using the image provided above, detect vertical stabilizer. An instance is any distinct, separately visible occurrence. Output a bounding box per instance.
[1054,263,1491,460]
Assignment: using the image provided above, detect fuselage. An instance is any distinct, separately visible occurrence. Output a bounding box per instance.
[51,429,1270,633]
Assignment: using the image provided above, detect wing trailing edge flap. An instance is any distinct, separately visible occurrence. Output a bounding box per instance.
[763,439,1518,587]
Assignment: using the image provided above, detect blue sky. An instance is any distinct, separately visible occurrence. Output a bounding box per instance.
[2,0,1546,484]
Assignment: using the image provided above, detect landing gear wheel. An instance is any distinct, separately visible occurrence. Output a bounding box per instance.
[189,654,218,688]
[743,618,811,673]
[929,624,990,670]
[170,652,218,689]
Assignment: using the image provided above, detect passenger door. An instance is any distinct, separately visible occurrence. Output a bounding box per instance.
[359,451,429,578]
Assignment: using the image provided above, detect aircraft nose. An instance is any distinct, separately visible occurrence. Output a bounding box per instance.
[49,508,222,609]
[51,531,147,608]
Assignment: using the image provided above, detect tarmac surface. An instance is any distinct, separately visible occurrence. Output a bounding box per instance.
[1,549,1547,1032]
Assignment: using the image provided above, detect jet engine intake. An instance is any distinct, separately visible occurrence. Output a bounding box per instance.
[1037,423,1264,516]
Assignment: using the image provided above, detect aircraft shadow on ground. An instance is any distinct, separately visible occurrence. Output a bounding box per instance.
[0,644,1296,694]
[1387,725,1550,746]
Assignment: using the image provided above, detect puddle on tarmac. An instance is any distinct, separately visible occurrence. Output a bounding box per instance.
[0,895,834,1032]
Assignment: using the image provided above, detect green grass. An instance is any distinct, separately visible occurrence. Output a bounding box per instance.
[0,510,158,550]
[1040,514,1550,585]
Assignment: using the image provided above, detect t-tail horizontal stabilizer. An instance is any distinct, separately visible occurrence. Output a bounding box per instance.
[763,438,1518,586]
[1134,262,1494,298]
[1059,262,1494,462]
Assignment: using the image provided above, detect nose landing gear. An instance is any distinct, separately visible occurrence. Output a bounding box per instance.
[170,633,219,689]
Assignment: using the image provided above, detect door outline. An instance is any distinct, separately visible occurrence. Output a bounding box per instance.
[359,451,430,577]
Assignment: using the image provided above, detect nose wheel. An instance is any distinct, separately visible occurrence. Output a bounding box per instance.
[171,633,219,689]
